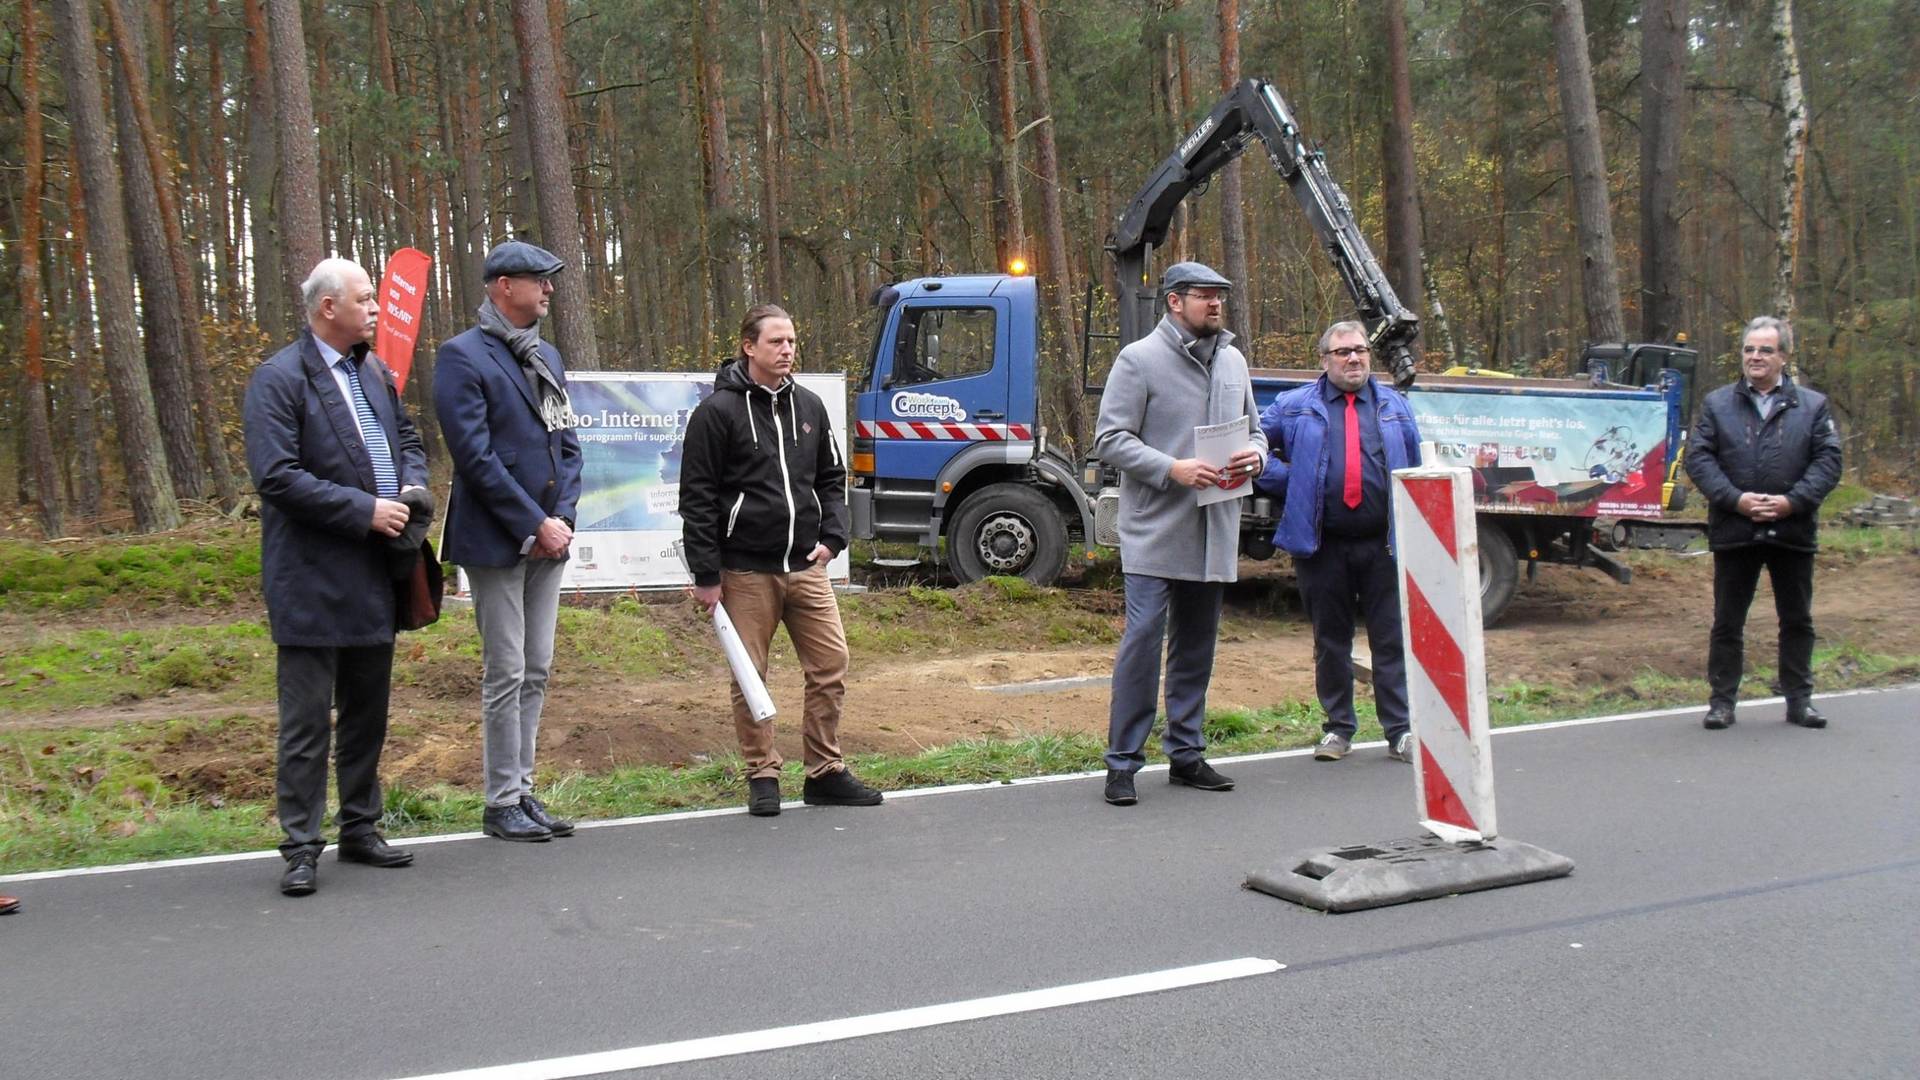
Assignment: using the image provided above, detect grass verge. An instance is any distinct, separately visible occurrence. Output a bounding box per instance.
[4,645,1913,875]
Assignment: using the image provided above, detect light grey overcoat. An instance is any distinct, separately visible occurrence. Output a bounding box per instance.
[1093,316,1268,582]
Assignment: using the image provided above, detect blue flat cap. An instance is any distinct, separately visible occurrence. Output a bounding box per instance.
[483,240,565,281]
[1159,260,1233,294]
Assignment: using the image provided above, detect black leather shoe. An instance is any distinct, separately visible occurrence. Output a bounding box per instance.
[521,795,575,837]
[338,833,415,867]
[747,777,783,817]
[1702,704,1736,730]
[483,803,553,842]
[1104,769,1137,806]
[1169,759,1235,791]
[1786,704,1828,729]
[803,768,884,806]
[279,851,318,896]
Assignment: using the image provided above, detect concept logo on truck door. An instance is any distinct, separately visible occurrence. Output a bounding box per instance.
[890,391,967,423]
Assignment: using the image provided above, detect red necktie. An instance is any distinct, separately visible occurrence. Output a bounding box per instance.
[1343,392,1362,509]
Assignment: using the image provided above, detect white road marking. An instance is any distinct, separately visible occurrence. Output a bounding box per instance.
[387,957,1283,1080]
[3,683,1909,885]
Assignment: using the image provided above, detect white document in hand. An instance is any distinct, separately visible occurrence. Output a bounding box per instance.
[1194,414,1254,507]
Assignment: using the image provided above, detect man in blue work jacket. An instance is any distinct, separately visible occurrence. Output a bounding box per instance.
[1256,320,1423,765]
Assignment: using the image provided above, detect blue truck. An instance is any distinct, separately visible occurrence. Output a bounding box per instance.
[846,79,1700,623]
[846,274,1697,624]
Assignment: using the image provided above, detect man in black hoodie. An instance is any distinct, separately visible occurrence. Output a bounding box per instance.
[1685,315,1843,731]
[681,305,883,817]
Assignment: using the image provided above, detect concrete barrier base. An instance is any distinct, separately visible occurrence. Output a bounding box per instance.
[1245,834,1574,913]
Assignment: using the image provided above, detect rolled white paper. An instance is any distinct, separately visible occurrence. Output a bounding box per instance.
[713,601,777,723]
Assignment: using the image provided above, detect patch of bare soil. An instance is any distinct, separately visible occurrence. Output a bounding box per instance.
[16,550,1920,798]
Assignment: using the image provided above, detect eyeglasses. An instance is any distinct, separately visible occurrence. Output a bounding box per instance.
[1741,345,1779,355]
[1322,346,1371,359]
[1178,291,1227,305]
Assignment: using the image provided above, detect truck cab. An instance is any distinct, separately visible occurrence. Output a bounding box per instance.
[848,274,1094,583]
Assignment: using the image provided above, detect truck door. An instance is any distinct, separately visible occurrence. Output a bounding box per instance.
[855,298,1014,539]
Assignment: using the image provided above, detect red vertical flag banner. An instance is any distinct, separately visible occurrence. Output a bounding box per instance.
[376,247,433,391]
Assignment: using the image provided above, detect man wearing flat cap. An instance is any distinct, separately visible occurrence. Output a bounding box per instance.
[434,240,584,842]
[1093,261,1268,806]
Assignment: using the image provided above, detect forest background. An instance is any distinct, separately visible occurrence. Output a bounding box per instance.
[0,0,1915,537]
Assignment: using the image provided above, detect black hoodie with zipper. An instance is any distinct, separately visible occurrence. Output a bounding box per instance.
[680,359,848,586]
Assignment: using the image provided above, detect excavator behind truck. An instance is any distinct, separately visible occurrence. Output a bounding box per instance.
[846,78,1698,624]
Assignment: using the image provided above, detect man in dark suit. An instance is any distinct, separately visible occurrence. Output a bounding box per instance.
[244,257,428,896]
[434,242,584,842]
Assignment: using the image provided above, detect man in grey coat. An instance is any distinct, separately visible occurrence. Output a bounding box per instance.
[1094,262,1268,806]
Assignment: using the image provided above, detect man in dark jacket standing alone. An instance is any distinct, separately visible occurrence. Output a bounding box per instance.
[1685,316,1843,731]
[680,305,882,817]
[245,257,428,896]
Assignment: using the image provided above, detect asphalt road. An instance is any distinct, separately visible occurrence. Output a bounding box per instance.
[3,688,1915,1080]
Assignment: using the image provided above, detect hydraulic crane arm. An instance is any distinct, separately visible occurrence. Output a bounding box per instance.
[1108,78,1420,388]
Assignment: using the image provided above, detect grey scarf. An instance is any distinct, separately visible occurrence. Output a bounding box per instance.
[477,300,573,432]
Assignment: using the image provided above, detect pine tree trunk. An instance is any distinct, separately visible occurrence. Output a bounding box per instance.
[1771,0,1808,325]
[1380,0,1426,333]
[102,0,239,505]
[755,0,786,299]
[106,4,209,500]
[52,0,181,532]
[695,0,741,335]
[981,0,1025,272]
[1217,0,1251,340]
[1015,0,1082,447]
[1548,0,1627,344]
[508,0,602,369]
[205,0,236,322]
[1639,0,1688,341]
[265,0,324,306]
[241,0,286,338]
[834,2,862,304]
[19,0,63,535]
[65,145,107,522]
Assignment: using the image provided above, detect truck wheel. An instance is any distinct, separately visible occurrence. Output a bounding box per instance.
[948,483,1069,586]
[1478,522,1519,626]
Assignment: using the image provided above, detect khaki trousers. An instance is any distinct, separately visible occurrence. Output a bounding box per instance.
[721,565,849,779]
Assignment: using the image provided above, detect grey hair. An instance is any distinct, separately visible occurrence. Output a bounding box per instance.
[1743,315,1793,355]
[301,258,365,315]
[1318,320,1368,355]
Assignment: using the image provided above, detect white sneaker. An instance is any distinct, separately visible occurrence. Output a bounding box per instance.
[1313,732,1352,761]
[1388,732,1415,763]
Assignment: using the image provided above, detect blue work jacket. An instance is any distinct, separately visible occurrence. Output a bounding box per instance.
[1254,375,1423,558]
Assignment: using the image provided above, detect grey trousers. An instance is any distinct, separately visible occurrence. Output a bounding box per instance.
[467,557,566,807]
[1105,573,1223,773]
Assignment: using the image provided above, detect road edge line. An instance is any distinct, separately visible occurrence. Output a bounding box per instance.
[5,682,1911,884]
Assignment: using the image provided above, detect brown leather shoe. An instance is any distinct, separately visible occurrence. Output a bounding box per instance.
[0,894,19,915]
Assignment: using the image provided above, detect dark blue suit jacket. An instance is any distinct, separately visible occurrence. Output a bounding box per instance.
[433,326,584,568]
[244,334,428,647]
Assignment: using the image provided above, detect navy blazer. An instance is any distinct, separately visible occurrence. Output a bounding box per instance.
[244,334,429,647]
[433,326,584,568]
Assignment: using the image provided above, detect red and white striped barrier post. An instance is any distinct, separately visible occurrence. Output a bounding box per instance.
[1391,466,1497,843]
[1245,464,1573,912]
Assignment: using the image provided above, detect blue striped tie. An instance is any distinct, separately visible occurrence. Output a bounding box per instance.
[341,358,400,497]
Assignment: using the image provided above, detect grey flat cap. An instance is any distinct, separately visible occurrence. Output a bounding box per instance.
[1159,260,1234,295]
[483,240,565,281]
